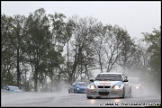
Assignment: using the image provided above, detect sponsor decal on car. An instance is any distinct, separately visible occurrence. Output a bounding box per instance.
[99,82,111,84]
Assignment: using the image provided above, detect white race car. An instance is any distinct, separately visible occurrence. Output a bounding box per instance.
[86,72,131,99]
[128,77,144,96]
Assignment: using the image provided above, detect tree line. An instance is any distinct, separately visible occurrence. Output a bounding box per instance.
[1,8,161,92]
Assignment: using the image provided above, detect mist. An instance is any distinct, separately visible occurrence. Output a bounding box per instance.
[126,69,161,98]
[1,82,70,106]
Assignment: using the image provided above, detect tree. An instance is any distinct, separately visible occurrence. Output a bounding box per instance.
[48,12,72,90]
[1,15,17,87]
[117,29,136,73]
[8,15,27,88]
[92,22,106,73]
[24,8,51,92]
[103,25,123,72]
[1,15,28,88]
[45,47,64,92]
[125,41,152,81]
[67,16,97,83]
[143,27,161,91]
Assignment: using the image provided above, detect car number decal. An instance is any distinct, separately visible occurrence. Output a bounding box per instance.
[99,89,108,93]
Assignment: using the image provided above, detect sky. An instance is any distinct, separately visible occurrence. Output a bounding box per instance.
[1,1,161,40]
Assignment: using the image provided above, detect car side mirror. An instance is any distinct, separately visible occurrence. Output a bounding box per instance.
[125,76,128,79]
[90,79,94,82]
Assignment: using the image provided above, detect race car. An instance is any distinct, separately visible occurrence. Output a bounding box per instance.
[1,85,22,92]
[86,72,132,99]
[128,77,144,93]
[68,82,88,93]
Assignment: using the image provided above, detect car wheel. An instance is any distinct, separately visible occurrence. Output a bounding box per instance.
[87,96,92,99]
[74,89,76,93]
[121,88,125,98]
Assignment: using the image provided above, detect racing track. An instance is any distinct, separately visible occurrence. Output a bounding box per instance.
[1,90,161,107]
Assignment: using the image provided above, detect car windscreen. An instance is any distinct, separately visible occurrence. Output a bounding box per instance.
[95,74,122,81]
[9,86,19,90]
[129,78,141,84]
[76,83,87,86]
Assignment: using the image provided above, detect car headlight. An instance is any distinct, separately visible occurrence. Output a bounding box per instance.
[113,85,121,89]
[77,88,80,90]
[89,85,97,89]
[136,86,139,89]
[135,84,142,89]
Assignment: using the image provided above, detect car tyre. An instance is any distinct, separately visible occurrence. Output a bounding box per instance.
[121,88,125,98]
[87,96,93,99]
[74,90,76,93]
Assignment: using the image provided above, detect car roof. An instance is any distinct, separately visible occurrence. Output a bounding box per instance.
[99,72,123,75]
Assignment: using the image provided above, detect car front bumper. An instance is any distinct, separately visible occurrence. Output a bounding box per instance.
[86,88,124,98]
[74,88,87,93]
[132,85,143,92]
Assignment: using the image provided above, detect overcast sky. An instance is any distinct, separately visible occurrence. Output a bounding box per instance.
[1,1,161,40]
